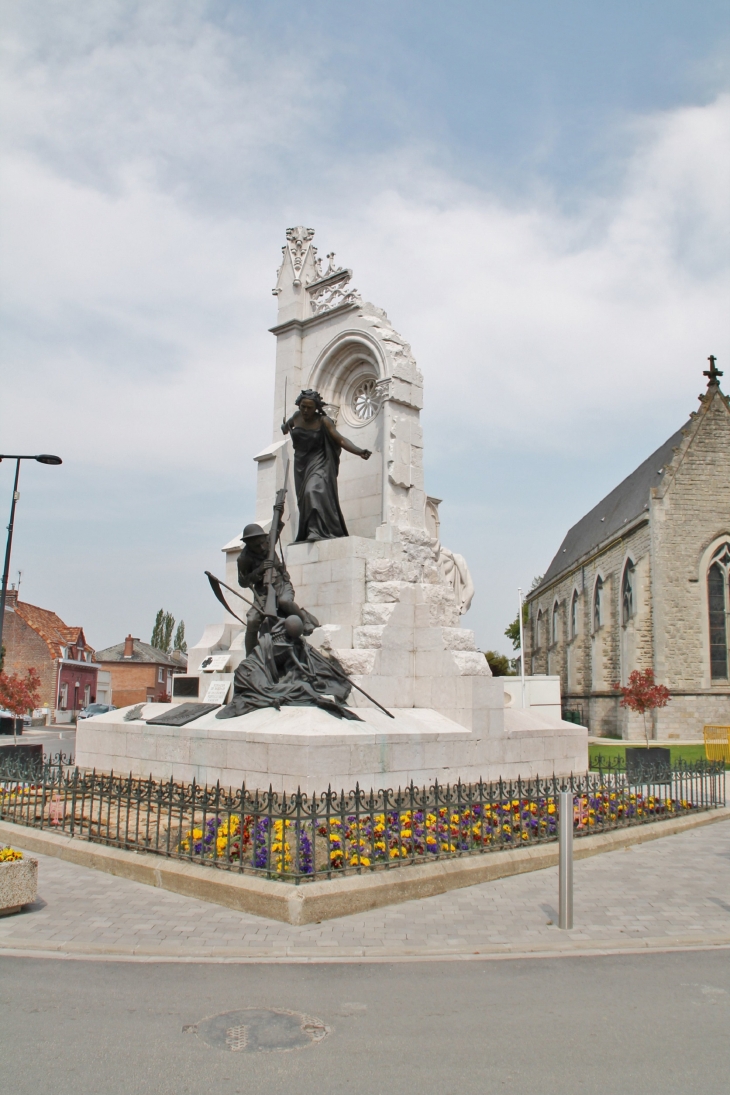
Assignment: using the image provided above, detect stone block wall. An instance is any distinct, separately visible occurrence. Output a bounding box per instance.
[651,391,730,695]
[526,522,652,737]
[286,531,497,732]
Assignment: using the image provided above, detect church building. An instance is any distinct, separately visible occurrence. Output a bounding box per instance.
[524,360,730,740]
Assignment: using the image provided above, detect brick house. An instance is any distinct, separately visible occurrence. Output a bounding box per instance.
[524,363,730,740]
[94,636,185,708]
[1,590,99,723]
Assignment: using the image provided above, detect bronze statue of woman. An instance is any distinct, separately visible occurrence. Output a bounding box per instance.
[282,388,371,542]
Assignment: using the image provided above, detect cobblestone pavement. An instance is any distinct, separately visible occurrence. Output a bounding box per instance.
[1,819,729,960]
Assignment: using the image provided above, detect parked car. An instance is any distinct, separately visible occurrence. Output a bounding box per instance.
[77,703,117,720]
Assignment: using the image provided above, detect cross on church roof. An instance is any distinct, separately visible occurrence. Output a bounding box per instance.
[704,355,723,387]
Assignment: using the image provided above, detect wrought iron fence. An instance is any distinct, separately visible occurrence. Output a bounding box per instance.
[0,752,724,884]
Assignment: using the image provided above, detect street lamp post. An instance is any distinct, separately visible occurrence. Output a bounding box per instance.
[0,454,63,662]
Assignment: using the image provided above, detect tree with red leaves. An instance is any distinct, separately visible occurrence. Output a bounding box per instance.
[614,668,670,747]
[0,668,41,743]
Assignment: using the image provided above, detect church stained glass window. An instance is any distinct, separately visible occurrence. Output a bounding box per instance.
[622,561,635,626]
[593,577,603,632]
[708,542,730,681]
[551,603,559,645]
[536,609,543,649]
[571,591,579,638]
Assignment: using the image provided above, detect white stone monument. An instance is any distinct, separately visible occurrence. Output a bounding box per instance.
[77,228,586,791]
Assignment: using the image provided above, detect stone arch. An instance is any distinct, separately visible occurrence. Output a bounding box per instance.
[569,586,581,639]
[305,330,387,537]
[591,572,608,690]
[592,573,605,633]
[307,331,387,429]
[620,555,637,684]
[567,586,581,692]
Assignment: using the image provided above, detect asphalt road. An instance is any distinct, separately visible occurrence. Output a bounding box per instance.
[2,951,728,1095]
[8,726,76,758]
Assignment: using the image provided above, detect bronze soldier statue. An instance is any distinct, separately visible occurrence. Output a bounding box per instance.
[236,522,316,655]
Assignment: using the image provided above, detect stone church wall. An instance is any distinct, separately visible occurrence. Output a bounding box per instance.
[650,390,730,737]
[525,521,653,738]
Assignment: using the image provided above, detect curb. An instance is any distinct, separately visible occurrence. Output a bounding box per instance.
[1,807,729,925]
[3,940,730,965]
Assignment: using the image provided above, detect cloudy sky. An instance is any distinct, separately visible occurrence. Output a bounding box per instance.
[1,1,728,656]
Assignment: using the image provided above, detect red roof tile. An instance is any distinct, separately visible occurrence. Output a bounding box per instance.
[12,600,92,661]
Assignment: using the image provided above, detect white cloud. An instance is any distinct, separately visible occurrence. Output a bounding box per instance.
[0,3,728,651]
[318,94,730,460]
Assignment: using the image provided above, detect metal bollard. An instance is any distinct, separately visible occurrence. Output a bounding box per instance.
[558,789,573,929]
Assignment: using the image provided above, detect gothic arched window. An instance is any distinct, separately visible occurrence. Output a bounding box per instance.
[622,560,635,626]
[536,609,543,650]
[571,591,579,639]
[593,577,603,632]
[708,542,730,681]
[551,603,560,645]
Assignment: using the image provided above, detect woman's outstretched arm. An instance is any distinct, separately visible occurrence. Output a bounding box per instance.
[323,416,371,459]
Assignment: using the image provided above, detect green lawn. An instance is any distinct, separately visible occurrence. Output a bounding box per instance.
[588,742,727,769]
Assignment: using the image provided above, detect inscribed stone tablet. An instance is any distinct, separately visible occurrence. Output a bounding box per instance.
[203,680,231,705]
[172,676,200,699]
[199,654,231,672]
[145,703,221,727]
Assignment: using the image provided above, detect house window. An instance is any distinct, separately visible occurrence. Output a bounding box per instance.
[622,561,635,626]
[708,542,730,681]
[593,577,603,632]
[551,603,559,645]
[59,683,68,710]
[158,667,164,684]
[84,685,91,707]
[535,610,543,649]
[571,591,579,639]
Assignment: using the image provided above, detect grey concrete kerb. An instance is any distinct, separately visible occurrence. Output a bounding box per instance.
[1,807,728,925]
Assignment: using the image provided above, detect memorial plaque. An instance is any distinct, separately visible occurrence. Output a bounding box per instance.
[172,676,200,698]
[204,680,231,705]
[199,654,231,673]
[146,702,221,727]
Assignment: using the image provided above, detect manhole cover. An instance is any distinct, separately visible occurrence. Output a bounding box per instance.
[193,1008,329,1053]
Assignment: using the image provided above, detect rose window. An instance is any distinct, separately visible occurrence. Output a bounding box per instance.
[352,378,380,421]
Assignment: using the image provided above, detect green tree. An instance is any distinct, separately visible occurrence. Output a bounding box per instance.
[505,575,543,650]
[484,650,514,676]
[150,609,176,654]
[173,620,187,654]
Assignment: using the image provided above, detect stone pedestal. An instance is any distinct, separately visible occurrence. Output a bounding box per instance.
[77,703,587,794]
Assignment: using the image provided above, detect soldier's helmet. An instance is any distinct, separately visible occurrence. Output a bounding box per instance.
[241,523,266,541]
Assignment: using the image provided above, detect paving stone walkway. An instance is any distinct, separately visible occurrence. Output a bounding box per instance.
[1,819,729,960]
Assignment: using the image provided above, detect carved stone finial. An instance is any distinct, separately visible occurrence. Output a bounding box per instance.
[285,227,316,286]
[703,354,723,388]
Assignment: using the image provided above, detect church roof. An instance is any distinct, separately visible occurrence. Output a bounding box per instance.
[534,420,691,594]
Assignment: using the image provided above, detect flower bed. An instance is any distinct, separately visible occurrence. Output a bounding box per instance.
[1,754,724,883]
[177,789,700,877]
